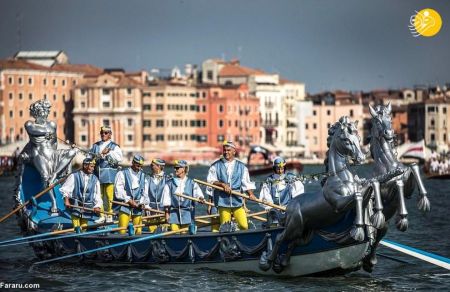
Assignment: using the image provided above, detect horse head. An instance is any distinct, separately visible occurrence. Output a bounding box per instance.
[329,116,365,165]
[369,103,395,143]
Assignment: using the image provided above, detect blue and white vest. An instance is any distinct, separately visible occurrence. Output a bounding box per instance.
[212,159,245,208]
[147,173,169,212]
[70,171,98,219]
[91,141,119,184]
[266,174,293,207]
[118,168,146,216]
[168,177,195,225]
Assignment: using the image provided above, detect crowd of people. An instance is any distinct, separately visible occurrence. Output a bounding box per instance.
[428,151,450,175]
[60,125,305,235]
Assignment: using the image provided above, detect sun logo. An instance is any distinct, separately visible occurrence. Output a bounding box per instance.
[409,8,442,37]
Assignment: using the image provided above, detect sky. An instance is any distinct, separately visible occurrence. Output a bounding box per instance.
[0,0,449,93]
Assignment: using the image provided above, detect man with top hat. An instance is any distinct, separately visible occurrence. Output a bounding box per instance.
[60,157,102,230]
[90,125,123,223]
[259,156,304,226]
[161,160,205,231]
[146,158,170,233]
[207,140,256,230]
[114,154,149,235]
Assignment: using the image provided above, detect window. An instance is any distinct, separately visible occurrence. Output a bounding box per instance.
[219,105,224,113]
[81,119,87,127]
[8,77,13,84]
[156,92,164,97]
[444,107,447,114]
[427,106,436,113]
[19,93,23,100]
[103,101,111,108]
[305,123,309,129]
[219,120,224,128]
[81,135,87,142]
[143,134,152,141]
[327,123,331,128]
[202,105,206,112]
[313,110,317,116]
[430,133,435,141]
[127,101,133,108]
[143,120,151,127]
[156,104,164,111]
[18,77,23,85]
[143,104,151,111]
[207,70,213,80]
[19,110,23,117]
[29,93,33,100]
[62,79,66,86]
[9,111,13,118]
[217,135,224,142]
[53,94,57,101]
[313,136,318,145]
[127,119,133,127]
[327,110,331,116]
[156,120,164,127]
[431,119,435,127]
[43,78,47,85]
[53,112,57,118]
[102,89,110,95]
[28,77,33,85]
[127,88,132,95]
[349,109,354,117]
[81,101,86,108]
[444,133,447,142]
[103,119,110,126]
[156,134,164,141]
[9,93,13,100]
[81,89,86,95]
[313,123,317,129]
[52,79,56,86]
[127,135,133,142]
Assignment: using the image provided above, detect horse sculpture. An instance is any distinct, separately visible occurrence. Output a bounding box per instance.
[363,103,431,272]
[259,116,369,273]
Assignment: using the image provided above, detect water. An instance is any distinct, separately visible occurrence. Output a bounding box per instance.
[0,164,449,291]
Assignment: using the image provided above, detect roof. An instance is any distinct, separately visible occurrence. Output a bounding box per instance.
[0,59,51,71]
[218,64,266,77]
[0,59,102,75]
[79,71,144,88]
[14,51,62,59]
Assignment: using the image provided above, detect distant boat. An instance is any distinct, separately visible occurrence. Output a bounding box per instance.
[246,145,303,175]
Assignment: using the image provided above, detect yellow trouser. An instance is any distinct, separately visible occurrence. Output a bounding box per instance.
[100,183,114,216]
[170,223,189,233]
[118,211,142,235]
[219,206,248,230]
[147,217,167,233]
[71,215,88,231]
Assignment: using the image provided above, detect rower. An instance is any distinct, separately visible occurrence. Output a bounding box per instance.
[61,157,102,231]
[114,154,149,235]
[147,158,169,233]
[207,141,256,231]
[259,156,304,226]
[90,125,123,223]
[161,160,205,232]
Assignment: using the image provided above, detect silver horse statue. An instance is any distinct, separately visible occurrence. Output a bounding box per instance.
[19,99,78,213]
[362,103,430,272]
[259,116,369,273]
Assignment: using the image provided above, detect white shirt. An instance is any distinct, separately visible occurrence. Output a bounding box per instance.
[97,140,123,163]
[207,159,255,191]
[259,176,304,210]
[60,171,102,208]
[114,168,149,205]
[161,176,204,207]
[150,171,165,185]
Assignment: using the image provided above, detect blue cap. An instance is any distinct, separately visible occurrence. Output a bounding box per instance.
[83,157,96,165]
[173,159,188,168]
[132,154,145,165]
[152,158,166,166]
[273,156,286,168]
[222,140,236,149]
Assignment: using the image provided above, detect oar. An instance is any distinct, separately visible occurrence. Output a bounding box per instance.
[0,213,164,246]
[194,179,286,211]
[34,222,213,265]
[67,205,116,216]
[380,239,450,270]
[112,200,165,214]
[0,171,76,223]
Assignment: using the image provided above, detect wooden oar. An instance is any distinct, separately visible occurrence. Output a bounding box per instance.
[175,193,214,206]
[380,240,450,270]
[112,200,165,214]
[0,171,76,224]
[34,221,214,265]
[67,204,116,216]
[194,179,286,211]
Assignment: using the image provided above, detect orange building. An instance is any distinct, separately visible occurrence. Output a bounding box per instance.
[0,54,101,145]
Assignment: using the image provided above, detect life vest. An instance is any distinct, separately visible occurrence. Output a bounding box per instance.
[167,177,195,225]
[118,168,146,216]
[147,173,169,212]
[70,171,98,219]
[91,141,119,183]
[212,158,245,208]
